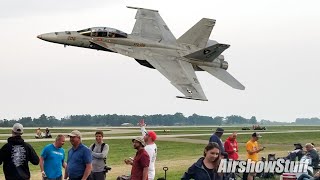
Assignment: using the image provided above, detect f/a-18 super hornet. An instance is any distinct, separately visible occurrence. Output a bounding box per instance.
[38,6,245,101]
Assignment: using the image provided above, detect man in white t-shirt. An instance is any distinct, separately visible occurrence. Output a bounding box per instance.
[139,120,157,180]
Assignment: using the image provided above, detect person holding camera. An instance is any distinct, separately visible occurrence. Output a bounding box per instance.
[89,131,109,180]
[244,132,265,180]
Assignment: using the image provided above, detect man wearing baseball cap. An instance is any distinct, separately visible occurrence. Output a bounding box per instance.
[209,127,225,154]
[0,123,39,180]
[245,132,265,180]
[139,120,158,180]
[64,130,92,180]
[124,137,150,180]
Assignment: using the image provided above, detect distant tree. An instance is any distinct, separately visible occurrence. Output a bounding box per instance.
[186,114,216,125]
[172,112,186,125]
[225,115,248,124]
[260,119,271,125]
[33,114,48,126]
[47,116,60,126]
[68,115,92,126]
[2,119,10,127]
[3,113,304,127]
[295,117,320,124]
[19,117,33,127]
[249,116,257,124]
[187,114,198,125]
[213,116,223,125]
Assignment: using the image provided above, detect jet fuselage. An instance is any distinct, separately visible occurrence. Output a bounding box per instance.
[37,29,224,70]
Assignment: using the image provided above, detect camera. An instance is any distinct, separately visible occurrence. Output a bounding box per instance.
[104,166,112,173]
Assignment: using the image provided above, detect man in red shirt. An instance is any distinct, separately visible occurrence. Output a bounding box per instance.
[124,137,150,180]
[224,132,239,160]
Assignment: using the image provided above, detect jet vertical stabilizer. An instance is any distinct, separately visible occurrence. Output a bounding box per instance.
[177,18,215,49]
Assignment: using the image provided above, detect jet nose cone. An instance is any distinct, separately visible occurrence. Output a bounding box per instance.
[37,33,57,42]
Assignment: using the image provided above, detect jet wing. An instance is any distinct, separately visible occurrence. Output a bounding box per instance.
[127,6,176,45]
[144,54,208,101]
[199,66,245,90]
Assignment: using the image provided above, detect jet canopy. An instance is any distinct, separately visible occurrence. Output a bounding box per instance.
[77,27,127,38]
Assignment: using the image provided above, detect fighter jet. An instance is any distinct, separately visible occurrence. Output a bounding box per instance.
[38,6,245,101]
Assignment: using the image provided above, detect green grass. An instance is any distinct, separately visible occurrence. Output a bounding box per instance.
[156,168,186,179]
[1,126,319,179]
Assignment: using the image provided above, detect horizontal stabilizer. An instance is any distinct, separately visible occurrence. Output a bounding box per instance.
[199,66,245,90]
[185,43,230,62]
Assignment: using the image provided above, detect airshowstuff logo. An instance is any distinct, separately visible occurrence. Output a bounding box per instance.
[218,159,309,173]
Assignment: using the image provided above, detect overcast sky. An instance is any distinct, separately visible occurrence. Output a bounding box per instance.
[1,0,319,122]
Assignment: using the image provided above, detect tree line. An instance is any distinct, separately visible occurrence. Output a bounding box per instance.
[0,113,258,127]
[295,117,320,124]
[0,113,318,127]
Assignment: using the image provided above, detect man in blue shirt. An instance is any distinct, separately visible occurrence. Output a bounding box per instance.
[40,134,66,180]
[64,130,92,180]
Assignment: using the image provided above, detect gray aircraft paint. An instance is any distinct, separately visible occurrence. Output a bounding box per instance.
[38,6,245,101]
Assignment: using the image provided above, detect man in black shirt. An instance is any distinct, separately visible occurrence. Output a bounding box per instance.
[0,123,40,180]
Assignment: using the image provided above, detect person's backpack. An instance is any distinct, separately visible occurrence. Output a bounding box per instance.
[91,143,107,164]
[91,143,106,153]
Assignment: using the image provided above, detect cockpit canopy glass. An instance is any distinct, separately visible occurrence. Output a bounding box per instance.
[77,28,91,36]
[77,27,127,38]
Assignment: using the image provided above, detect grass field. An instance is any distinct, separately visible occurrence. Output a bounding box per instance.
[0,139,203,179]
[0,125,319,179]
